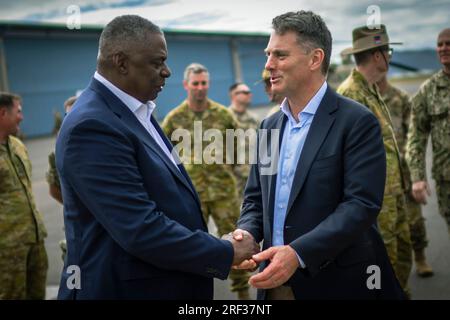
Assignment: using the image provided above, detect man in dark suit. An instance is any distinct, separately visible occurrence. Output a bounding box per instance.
[232,11,405,300]
[56,15,258,300]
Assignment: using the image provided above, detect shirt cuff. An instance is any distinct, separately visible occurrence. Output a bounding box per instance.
[295,251,306,269]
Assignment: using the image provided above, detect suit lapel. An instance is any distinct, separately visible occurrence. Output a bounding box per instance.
[89,78,200,204]
[285,88,338,217]
[149,115,202,206]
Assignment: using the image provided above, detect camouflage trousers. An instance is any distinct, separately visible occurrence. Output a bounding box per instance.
[406,192,429,251]
[0,241,48,299]
[201,197,250,295]
[377,193,412,293]
[436,180,450,233]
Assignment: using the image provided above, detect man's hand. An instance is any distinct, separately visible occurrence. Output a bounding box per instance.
[248,246,299,289]
[229,229,259,271]
[412,180,431,204]
[222,229,260,266]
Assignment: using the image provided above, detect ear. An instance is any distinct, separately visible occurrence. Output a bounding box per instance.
[111,52,128,75]
[310,48,325,72]
[0,107,7,118]
[182,79,189,91]
[373,50,382,62]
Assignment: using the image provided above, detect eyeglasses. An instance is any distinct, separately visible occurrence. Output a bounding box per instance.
[234,90,252,95]
[387,48,394,58]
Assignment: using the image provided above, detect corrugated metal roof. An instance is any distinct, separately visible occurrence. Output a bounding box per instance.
[0,20,270,37]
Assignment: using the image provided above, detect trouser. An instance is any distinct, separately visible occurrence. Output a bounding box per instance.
[0,241,48,300]
[266,285,295,300]
[201,197,250,294]
[406,191,429,251]
[377,193,412,292]
[436,180,450,233]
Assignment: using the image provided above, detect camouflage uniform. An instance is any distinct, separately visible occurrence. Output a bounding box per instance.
[381,83,429,251]
[162,99,250,296]
[406,70,450,232]
[229,106,259,203]
[266,104,281,118]
[46,151,67,260]
[337,69,412,291]
[0,136,48,299]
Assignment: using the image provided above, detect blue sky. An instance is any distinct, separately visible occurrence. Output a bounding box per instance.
[0,0,448,61]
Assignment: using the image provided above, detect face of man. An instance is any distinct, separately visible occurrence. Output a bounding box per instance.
[264,31,314,98]
[374,48,391,79]
[0,99,23,137]
[231,84,252,107]
[124,32,171,102]
[183,72,209,104]
[437,29,450,68]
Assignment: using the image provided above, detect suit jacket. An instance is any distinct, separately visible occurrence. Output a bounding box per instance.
[56,78,233,300]
[238,87,405,300]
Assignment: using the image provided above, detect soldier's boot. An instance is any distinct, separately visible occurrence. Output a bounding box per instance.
[237,289,250,300]
[414,248,434,277]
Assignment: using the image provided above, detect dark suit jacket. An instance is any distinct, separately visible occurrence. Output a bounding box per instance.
[56,78,233,300]
[238,86,405,300]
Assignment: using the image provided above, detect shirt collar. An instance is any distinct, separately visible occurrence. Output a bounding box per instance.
[280,81,328,123]
[94,71,156,117]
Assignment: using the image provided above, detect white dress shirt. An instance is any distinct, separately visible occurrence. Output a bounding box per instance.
[94,71,179,168]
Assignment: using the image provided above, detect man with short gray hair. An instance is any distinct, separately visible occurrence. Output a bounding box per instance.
[56,15,258,300]
[233,11,404,300]
[406,28,450,235]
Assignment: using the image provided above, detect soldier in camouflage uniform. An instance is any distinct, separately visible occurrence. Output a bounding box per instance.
[228,82,259,202]
[406,28,450,235]
[46,96,77,261]
[377,75,434,277]
[0,92,48,299]
[261,69,285,117]
[337,25,412,294]
[162,63,251,300]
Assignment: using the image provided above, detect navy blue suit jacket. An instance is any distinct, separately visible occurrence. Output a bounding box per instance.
[238,87,405,300]
[56,78,233,299]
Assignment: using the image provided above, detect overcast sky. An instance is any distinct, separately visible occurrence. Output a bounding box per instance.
[0,0,448,60]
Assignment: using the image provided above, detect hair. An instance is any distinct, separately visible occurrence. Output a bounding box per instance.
[98,15,162,63]
[183,63,209,82]
[0,92,21,111]
[272,11,332,75]
[228,82,244,93]
[353,45,389,66]
[64,96,77,109]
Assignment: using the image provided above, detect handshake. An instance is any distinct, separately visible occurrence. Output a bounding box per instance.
[222,229,260,271]
[222,229,301,289]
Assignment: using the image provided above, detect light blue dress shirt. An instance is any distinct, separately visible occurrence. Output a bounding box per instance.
[272,81,328,267]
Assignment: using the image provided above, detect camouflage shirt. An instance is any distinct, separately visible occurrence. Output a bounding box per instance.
[337,68,404,196]
[46,151,60,189]
[406,70,450,182]
[229,107,260,195]
[162,99,239,202]
[382,83,413,190]
[0,136,47,247]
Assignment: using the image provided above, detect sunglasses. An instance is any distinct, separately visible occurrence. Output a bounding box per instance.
[234,90,252,95]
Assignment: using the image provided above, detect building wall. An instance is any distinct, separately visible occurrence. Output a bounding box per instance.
[2,27,269,138]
